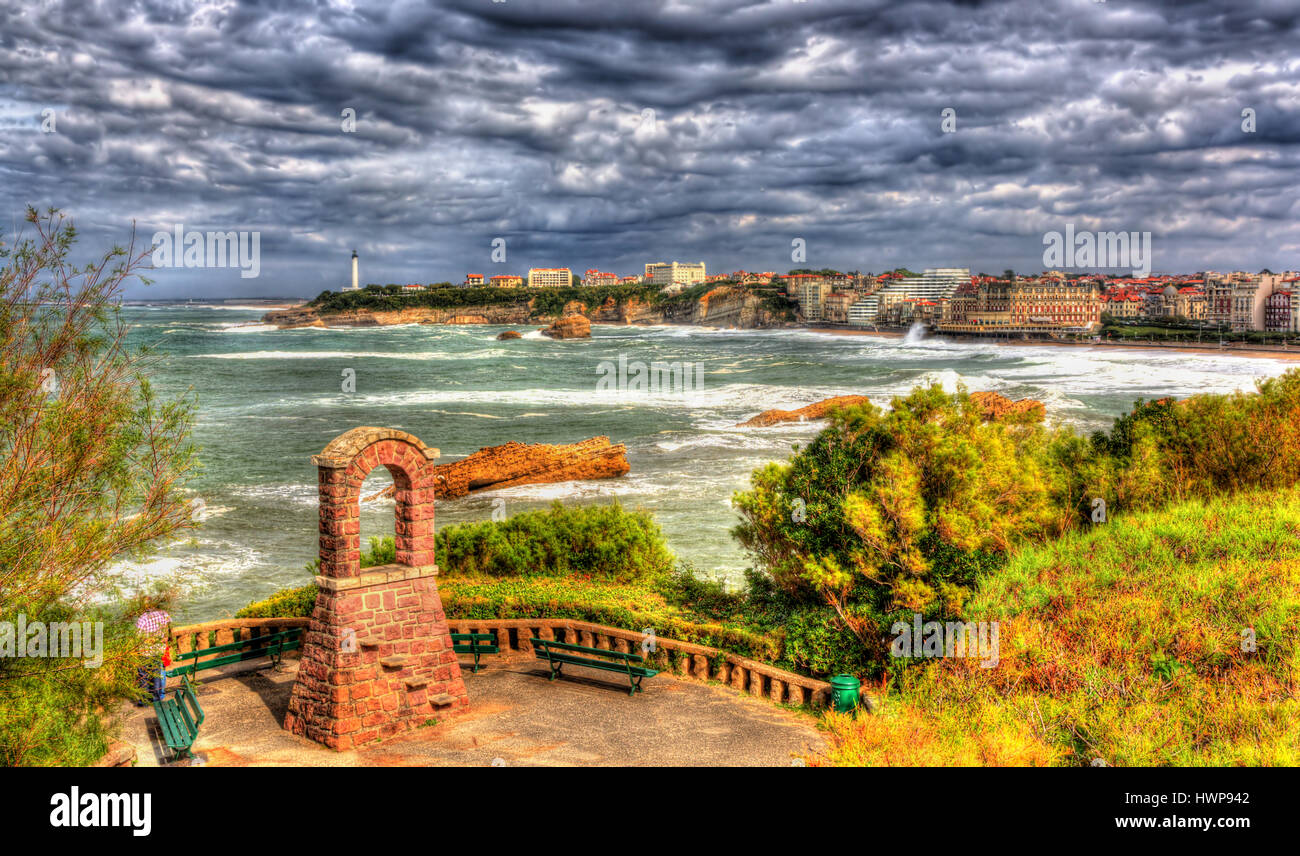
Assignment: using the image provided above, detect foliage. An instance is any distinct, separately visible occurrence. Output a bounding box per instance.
[819,488,1300,766]
[732,384,1063,671]
[308,283,660,316]
[434,501,674,584]
[0,208,198,765]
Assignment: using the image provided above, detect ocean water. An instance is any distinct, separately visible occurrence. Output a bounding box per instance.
[115,305,1294,622]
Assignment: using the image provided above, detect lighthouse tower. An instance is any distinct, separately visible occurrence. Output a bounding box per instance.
[350,250,359,290]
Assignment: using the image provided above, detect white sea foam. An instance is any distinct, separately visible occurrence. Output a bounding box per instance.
[192,348,510,361]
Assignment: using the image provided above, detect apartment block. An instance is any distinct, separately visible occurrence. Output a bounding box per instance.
[527,267,573,288]
[645,261,706,286]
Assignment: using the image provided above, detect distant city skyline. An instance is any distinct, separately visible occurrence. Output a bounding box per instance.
[2,0,1298,298]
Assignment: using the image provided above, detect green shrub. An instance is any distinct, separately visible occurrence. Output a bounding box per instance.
[235,584,317,619]
[435,501,674,584]
[733,383,1062,670]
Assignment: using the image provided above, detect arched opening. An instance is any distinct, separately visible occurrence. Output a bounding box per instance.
[359,465,397,567]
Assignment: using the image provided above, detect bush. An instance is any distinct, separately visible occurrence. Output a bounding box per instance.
[0,209,198,765]
[732,383,1063,671]
[435,501,674,584]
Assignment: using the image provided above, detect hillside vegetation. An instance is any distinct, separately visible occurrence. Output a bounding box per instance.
[820,488,1300,766]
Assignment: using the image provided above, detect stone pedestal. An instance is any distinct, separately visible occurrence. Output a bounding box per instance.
[284,427,469,750]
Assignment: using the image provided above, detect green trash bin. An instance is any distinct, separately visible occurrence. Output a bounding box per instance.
[829,674,861,713]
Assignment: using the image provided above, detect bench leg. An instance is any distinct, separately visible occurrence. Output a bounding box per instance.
[472,651,480,675]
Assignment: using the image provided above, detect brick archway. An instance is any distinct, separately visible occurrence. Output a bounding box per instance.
[284,427,469,749]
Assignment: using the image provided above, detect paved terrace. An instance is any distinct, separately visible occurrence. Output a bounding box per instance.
[119,655,827,767]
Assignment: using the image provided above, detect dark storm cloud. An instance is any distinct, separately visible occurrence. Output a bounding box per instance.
[1,0,1297,297]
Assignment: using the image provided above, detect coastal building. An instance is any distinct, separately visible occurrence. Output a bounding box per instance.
[822,291,857,324]
[859,268,970,323]
[584,269,618,287]
[489,274,524,288]
[938,277,1101,334]
[527,267,573,288]
[848,297,878,326]
[464,273,484,287]
[1203,274,1235,328]
[798,278,829,322]
[1229,275,1268,332]
[1266,290,1293,333]
[645,261,706,286]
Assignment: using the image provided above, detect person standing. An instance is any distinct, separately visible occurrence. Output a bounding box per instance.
[135,603,172,704]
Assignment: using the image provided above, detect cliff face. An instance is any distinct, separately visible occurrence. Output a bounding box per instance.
[263,286,790,330]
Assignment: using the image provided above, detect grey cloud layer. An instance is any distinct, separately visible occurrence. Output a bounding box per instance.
[1,0,1297,296]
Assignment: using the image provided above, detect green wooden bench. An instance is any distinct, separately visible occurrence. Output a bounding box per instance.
[167,628,302,680]
[451,632,499,674]
[153,675,204,761]
[530,638,658,696]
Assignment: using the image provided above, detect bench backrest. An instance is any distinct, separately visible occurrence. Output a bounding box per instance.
[177,676,205,731]
[176,628,301,662]
[450,632,495,644]
[531,638,644,663]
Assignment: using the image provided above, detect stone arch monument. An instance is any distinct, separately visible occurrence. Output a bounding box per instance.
[284,427,469,749]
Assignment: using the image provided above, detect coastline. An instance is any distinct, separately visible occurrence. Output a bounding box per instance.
[259,305,1300,362]
[805,324,1300,361]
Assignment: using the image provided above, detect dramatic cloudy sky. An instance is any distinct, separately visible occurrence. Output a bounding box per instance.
[1,0,1298,298]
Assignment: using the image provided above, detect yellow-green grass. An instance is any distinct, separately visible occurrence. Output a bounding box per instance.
[821,488,1300,766]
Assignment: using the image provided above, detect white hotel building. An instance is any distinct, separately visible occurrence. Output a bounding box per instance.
[645,261,707,287]
[527,267,573,288]
[849,268,970,325]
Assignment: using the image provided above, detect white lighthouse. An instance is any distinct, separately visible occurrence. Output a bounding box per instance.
[349,250,359,290]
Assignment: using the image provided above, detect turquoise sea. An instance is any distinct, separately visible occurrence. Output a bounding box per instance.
[117,305,1294,621]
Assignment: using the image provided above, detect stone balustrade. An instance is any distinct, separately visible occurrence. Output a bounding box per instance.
[171,615,834,709]
[446,617,833,708]
[170,617,310,656]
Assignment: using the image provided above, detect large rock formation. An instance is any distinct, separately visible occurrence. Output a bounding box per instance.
[496,330,522,340]
[737,391,1048,428]
[365,436,629,501]
[968,391,1046,422]
[541,314,592,339]
[738,395,872,427]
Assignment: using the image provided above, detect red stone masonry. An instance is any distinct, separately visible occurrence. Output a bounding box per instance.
[284,427,469,750]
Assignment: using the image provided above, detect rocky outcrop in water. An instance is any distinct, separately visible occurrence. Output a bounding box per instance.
[737,390,1049,428]
[968,391,1046,422]
[496,330,522,340]
[541,315,591,339]
[738,395,872,427]
[363,436,629,501]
